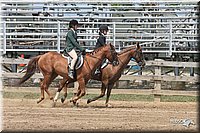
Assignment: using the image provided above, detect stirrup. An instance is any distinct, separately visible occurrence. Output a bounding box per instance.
[95,69,101,75]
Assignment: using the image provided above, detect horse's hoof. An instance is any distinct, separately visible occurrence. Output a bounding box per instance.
[69,99,73,103]
[37,98,44,104]
[87,99,91,104]
[72,102,79,107]
[61,97,65,103]
[73,101,77,105]
[106,103,112,108]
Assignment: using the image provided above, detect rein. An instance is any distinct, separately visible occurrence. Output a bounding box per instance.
[117,55,126,67]
[117,48,137,68]
[82,52,104,77]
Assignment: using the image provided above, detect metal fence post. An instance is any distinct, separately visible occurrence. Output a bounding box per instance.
[112,22,116,48]
[190,56,194,76]
[57,21,61,53]
[169,21,172,56]
[154,59,162,102]
[3,21,6,54]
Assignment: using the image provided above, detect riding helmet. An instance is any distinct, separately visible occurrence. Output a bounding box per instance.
[69,19,78,28]
[99,25,109,31]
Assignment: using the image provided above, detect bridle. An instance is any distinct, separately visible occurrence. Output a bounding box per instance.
[109,46,119,66]
[133,48,144,67]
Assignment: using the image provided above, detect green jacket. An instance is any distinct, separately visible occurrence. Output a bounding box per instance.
[63,29,85,53]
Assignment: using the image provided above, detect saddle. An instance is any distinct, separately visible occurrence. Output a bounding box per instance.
[62,53,84,70]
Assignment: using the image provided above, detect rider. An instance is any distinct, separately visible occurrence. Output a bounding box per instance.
[63,19,85,78]
[95,25,109,75]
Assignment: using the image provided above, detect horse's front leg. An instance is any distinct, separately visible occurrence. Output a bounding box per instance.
[53,79,68,106]
[61,83,68,103]
[70,78,86,105]
[87,83,107,104]
[105,83,114,107]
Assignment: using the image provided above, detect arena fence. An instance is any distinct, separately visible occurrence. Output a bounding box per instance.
[1,58,199,102]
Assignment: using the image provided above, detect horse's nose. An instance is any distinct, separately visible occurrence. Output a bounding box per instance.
[142,61,146,67]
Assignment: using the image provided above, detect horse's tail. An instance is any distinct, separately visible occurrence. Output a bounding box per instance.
[17,55,41,85]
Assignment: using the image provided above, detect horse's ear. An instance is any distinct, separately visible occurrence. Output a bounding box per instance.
[108,43,112,47]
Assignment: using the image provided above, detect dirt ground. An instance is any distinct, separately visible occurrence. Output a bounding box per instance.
[2,87,199,132]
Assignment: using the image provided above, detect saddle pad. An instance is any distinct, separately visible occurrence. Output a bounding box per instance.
[62,54,84,70]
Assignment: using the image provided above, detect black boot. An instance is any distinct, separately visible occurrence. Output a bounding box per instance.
[68,68,74,79]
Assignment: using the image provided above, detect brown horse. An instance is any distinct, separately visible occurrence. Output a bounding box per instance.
[86,43,145,106]
[18,43,118,105]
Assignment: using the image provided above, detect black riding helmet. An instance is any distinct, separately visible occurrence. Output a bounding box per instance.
[69,19,78,28]
[99,25,109,32]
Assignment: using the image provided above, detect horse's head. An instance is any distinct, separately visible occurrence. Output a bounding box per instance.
[131,43,145,67]
[104,43,119,66]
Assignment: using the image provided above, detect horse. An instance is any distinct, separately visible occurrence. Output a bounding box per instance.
[17,43,118,105]
[85,43,145,107]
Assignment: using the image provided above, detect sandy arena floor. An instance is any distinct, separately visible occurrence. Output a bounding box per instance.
[2,87,199,132]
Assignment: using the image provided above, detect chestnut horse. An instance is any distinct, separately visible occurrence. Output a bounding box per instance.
[86,43,145,106]
[60,43,145,106]
[18,43,118,104]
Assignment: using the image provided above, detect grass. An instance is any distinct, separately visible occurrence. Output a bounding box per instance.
[161,95,199,102]
[2,91,199,102]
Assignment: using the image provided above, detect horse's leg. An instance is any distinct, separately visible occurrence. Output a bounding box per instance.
[105,83,114,107]
[53,79,68,102]
[37,74,55,104]
[70,78,86,105]
[74,85,81,97]
[44,73,58,101]
[60,83,68,103]
[37,79,45,104]
[87,83,107,104]
[37,74,51,103]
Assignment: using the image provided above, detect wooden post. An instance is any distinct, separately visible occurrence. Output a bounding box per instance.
[154,59,162,102]
[190,56,194,76]
[174,54,180,76]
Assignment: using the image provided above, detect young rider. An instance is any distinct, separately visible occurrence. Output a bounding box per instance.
[96,25,109,48]
[95,25,109,75]
[63,19,85,78]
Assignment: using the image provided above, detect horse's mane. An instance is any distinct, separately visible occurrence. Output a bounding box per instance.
[118,45,136,55]
[87,45,106,55]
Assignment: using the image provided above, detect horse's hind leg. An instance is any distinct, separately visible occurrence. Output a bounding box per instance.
[37,74,56,104]
[45,73,58,100]
[37,82,45,104]
[87,83,107,104]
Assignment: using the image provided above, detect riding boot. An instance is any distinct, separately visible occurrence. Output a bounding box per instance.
[68,68,74,79]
